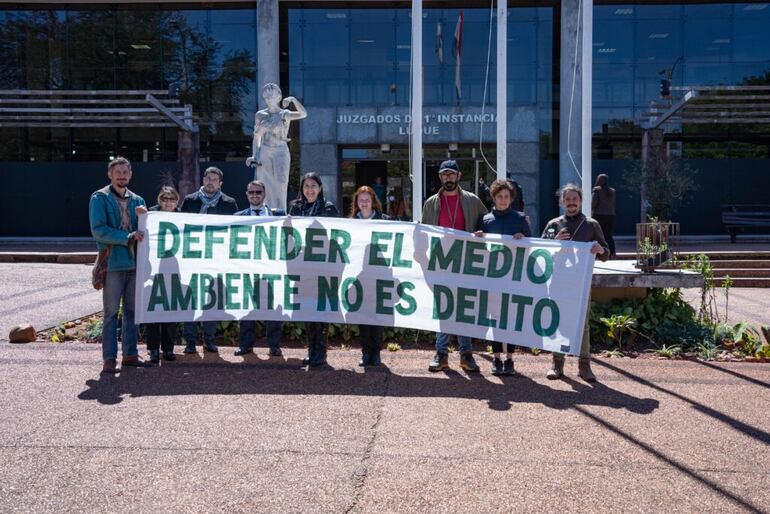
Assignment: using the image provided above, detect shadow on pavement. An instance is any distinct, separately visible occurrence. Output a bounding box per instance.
[573,405,767,514]
[594,359,770,447]
[77,359,659,416]
[693,359,770,390]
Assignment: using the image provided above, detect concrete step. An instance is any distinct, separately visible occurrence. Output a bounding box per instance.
[616,252,770,262]
[708,260,770,269]
[713,268,770,278]
[714,277,770,288]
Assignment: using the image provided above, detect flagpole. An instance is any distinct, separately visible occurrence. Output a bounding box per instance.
[581,0,593,216]
[496,0,507,181]
[411,0,423,221]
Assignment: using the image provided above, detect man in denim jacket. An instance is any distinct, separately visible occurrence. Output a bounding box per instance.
[89,157,149,374]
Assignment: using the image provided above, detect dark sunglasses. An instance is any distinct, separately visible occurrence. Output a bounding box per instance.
[247,190,265,195]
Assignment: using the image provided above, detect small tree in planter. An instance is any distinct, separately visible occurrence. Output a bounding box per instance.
[635,217,679,272]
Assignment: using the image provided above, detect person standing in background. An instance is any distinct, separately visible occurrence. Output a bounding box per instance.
[592,173,616,258]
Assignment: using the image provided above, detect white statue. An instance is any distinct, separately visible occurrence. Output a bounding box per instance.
[246,83,307,212]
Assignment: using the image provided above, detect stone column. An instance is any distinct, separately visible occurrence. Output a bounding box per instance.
[559,0,585,189]
[177,130,199,198]
[300,144,339,207]
[257,0,280,108]
[641,128,665,220]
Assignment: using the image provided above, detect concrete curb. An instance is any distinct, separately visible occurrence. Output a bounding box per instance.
[0,253,96,264]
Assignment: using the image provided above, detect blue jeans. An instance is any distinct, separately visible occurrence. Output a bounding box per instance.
[239,320,282,351]
[435,332,472,354]
[183,321,216,346]
[102,270,138,361]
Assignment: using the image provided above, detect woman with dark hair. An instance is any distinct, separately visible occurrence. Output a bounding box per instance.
[145,185,180,363]
[289,172,339,366]
[591,173,616,258]
[349,185,390,366]
[475,179,531,375]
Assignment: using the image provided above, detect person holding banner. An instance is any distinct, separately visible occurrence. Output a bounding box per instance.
[88,157,150,374]
[421,159,488,373]
[143,186,181,363]
[475,179,531,375]
[542,184,609,382]
[179,166,239,354]
[288,172,339,367]
[349,185,391,366]
[234,180,286,358]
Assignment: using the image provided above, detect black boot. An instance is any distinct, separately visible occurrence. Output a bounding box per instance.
[359,351,372,367]
[308,341,327,367]
[302,344,315,366]
[369,351,382,366]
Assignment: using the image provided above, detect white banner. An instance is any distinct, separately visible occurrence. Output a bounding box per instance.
[135,212,595,355]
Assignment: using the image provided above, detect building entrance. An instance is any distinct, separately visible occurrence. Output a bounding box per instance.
[341,146,497,220]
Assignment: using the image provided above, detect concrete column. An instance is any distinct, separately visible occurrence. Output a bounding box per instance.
[257,0,280,107]
[559,0,586,189]
[177,131,199,198]
[300,144,340,206]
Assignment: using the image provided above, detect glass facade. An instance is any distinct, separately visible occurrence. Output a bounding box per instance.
[287,5,554,150]
[593,2,770,159]
[0,1,769,237]
[0,6,257,162]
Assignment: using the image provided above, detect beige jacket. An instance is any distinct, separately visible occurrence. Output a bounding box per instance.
[421,187,488,233]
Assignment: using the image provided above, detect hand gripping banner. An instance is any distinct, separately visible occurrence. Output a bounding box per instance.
[135,212,595,355]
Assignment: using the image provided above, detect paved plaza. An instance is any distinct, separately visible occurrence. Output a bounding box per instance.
[1,341,769,512]
[1,263,769,512]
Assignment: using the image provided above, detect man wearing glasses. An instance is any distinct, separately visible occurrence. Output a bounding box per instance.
[234,180,286,358]
[420,159,488,373]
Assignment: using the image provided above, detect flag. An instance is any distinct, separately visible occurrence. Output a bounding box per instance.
[453,10,464,101]
[435,20,444,64]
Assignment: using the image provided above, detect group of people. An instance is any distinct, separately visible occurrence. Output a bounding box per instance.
[89,157,609,382]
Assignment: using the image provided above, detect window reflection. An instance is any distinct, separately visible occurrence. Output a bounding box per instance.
[0,6,257,162]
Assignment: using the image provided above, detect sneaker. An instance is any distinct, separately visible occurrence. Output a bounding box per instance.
[428,352,449,372]
[121,355,152,368]
[234,348,253,356]
[491,357,503,376]
[459,352,480,373]
[546,355,565,380]
[148,349,160,363]
[268,347,283,357]
[203,341,219,353]
[101,359,118,375]
[503,358,515,376]
[162,351,176,361]
[183,341,197,354]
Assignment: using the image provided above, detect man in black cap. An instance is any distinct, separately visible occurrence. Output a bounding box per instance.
[421,159,488,373]
[179,166,238,354]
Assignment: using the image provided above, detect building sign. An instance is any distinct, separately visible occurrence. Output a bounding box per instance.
[336,112,498,136]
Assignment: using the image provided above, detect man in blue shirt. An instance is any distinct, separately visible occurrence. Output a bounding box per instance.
[88,157,149,374]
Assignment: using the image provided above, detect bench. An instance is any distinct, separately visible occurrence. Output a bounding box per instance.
[721,204,770,243]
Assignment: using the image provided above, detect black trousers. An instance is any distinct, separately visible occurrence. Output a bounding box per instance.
[594,214,616,256]
[145,323,177,353]
[491,342,520,354]
[305,322,327,349]
[359,325,384,353]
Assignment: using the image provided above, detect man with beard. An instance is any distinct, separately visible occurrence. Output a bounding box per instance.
[179,166,238,354]
[89,157,149,374]
[421,159,488,373]
[542,183,609,382]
